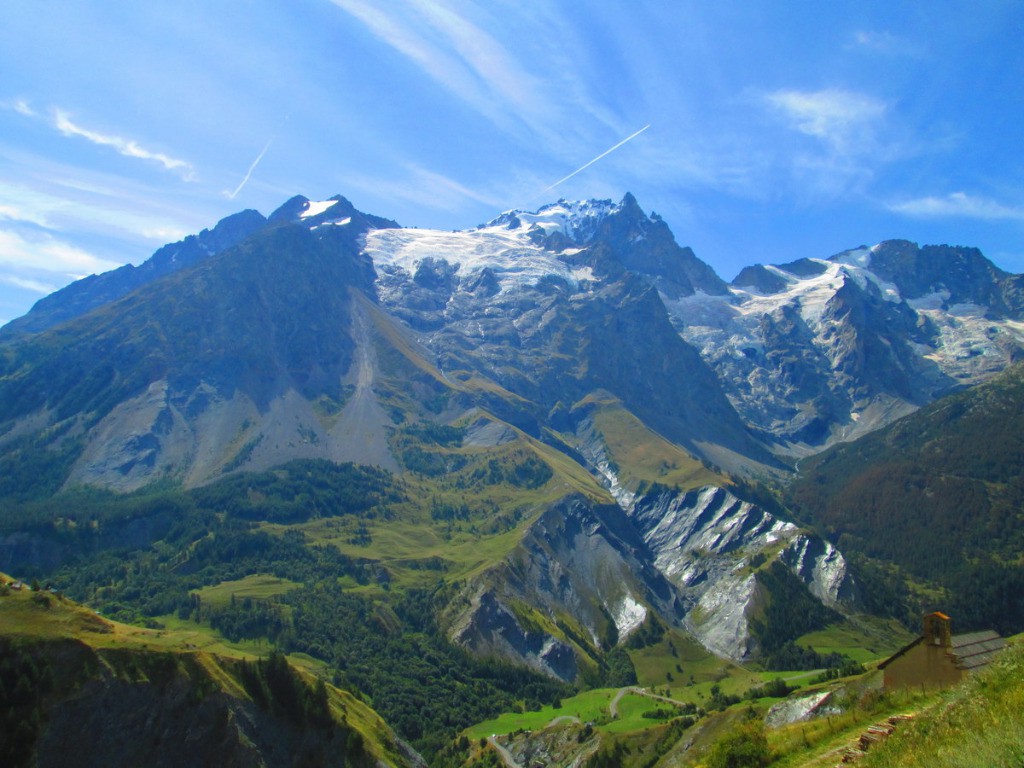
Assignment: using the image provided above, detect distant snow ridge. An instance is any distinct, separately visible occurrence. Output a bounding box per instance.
[362,200,618,297]
[485,199,618,242]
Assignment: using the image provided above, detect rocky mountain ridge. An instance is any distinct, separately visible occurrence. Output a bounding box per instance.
[0,190,1020,677]
[667,240,1024,449]
[446,481,858,677]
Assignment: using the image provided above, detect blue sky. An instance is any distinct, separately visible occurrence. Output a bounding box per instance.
[2,1,1023,326]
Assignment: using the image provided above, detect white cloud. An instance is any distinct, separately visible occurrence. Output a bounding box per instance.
[0,228,123,275]
[848,30,924,58]
[52,110,196,180]
[0,178,195,245]
[12,99,35,117]
[851,30,898,52]
[344,163,504,213]
[765,88,887,152]
[0,203,50,228]
[888,192,1024,221]
[326,0,559,138]
[0,274,56,294]
[138,227,188,242]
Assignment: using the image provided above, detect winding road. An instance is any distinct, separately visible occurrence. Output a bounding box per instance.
[609,686,691,718]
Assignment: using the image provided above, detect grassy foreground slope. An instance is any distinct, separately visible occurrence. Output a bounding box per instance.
[0,573,417,768]
[856,639,1024,768]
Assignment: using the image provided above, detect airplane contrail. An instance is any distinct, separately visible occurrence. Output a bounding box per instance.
[537,124,651,198]
[225,138,274,200]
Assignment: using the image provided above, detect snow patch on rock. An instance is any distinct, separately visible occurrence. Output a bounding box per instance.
[613,594,647,639]
[299,199,339,219]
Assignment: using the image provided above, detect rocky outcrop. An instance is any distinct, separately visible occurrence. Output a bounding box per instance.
[4,635,420,768]
[451,483,860,673]
[626,486,858,662]
[0,208,268,339]
[449,494,685,680]
[669,241,1024,450]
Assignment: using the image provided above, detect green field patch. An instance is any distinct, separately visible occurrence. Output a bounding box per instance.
[465,688,617,739]
[192,574,300,608]
[629,627,742,691]
[797,618,912,665]
[604,693,681,734]
[578,395,725,491]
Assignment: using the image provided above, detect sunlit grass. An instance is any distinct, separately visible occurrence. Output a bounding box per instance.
[192,573,299,608]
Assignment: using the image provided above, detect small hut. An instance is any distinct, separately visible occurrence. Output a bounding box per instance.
[878,612,1004,690]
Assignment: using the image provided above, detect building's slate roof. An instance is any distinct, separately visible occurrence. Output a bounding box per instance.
[950,630,1005,671]
[878,629,1005,673]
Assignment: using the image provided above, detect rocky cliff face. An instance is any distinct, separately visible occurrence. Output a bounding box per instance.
[450,484,859,674]
[449,494,684,680]
[0,595,420,768]
[626,486,858,661]
[667,242,1024,450]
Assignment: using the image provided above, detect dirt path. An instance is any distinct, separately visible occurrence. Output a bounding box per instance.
[609,686,691,718]
[546,714,581,728]
[487,736,523,768]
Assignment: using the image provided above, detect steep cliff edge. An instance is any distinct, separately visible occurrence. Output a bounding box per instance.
[0,576,420,768]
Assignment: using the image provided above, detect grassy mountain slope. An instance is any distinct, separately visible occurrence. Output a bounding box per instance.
[0,453,580,760]
[0,572,416,768]
[857,639,1024,768]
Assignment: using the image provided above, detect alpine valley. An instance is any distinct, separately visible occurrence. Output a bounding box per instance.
[2,192,1023,767]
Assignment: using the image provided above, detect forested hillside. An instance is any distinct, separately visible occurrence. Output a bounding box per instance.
[788,362,1024,633]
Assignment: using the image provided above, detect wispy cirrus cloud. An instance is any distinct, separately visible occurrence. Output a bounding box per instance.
[52,110,196,180]
[344,162,505,214]
[765,88,887,153]
[326,0,551,136]
[0,227,122,275]
[0,202,51,228]
[0,176,193,243]
[0,273,56,294]
[848,30,924,58]
[11,99,35,117]
[888,191,1024,221]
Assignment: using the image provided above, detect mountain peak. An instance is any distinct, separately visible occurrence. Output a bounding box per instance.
[268,194,348,224]
[483,198,619,243]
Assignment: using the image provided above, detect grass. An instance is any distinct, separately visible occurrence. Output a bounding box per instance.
[465,688,617,739]
[796,617,912,665]
[0,573,405,766]
[767,683,938,768]
[629,628,734,689]
[192,573,299,608]
[856,640,1024,768]
[577,393,726,491]
[260,431,613,590]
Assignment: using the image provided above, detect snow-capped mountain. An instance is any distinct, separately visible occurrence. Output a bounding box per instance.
[5,192,1022,477]
[666,241,1024,449]
[2,190,1023,675]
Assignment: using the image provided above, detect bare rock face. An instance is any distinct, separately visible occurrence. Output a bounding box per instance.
[668,241,1024,451]
[450,483,861,674]
[448,494,684,680]
[626,486,859,662]
[449,588,579,681]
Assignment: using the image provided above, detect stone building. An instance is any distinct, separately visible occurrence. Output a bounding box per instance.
[878,612,1004,690]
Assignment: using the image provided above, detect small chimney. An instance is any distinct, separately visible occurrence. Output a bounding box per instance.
[923,612,952,647]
